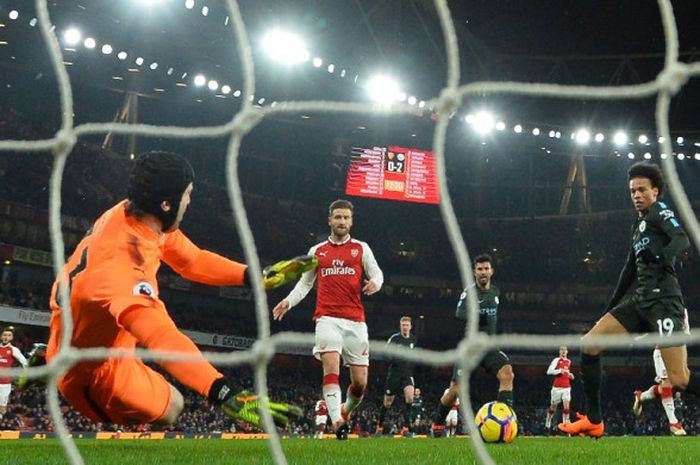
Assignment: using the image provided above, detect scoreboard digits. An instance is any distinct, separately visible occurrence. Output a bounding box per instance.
[345,146,439,205]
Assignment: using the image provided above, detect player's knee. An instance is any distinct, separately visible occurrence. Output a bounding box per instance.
[351,381,366,396]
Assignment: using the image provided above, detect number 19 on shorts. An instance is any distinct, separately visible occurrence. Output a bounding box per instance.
[657,318,674,336]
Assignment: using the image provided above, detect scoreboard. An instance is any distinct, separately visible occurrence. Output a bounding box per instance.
[344,146,439,205]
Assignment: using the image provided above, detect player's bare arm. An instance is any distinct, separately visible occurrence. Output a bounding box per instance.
[272,300,291,321]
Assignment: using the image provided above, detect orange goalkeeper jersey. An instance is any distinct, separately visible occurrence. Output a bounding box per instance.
[46,200,247,370]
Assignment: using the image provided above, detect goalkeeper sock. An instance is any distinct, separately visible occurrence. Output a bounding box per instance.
[344,384,364,417]
[497,390,514,409]
[323,374,342,423]
[581,352,602,424]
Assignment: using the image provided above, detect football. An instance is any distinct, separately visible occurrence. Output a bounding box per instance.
[475,401,518,443]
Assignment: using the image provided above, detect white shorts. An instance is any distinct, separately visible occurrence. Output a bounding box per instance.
[550,387,571,405]
[315,415,328,427]
[313,316,369,366]
[0,383,12,407]
[653,348,668,383]
[445,409,459,426]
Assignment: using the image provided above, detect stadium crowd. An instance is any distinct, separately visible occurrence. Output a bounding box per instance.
[2,109,700,437]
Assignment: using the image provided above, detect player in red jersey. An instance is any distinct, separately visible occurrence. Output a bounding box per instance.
[44,151,301,428]
[273,199,384,440]
[633,345,687,435]
[314,399,329,438]
[545,346,574,429]
[0,327,28,420]
[443,389,460,437]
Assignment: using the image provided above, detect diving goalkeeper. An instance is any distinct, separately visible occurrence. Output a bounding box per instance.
[44,151,305,429]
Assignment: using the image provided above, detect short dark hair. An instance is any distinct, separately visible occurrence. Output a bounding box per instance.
[328,199,354,216]
[473,253,493,268]
[628,162,664,196]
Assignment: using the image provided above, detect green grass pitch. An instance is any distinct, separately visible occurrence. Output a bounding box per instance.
[3,437,699,465]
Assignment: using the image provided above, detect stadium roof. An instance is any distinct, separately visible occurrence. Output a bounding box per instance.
[1,0,699,130]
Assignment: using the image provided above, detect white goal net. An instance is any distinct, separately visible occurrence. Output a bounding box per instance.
[1,1,699,465]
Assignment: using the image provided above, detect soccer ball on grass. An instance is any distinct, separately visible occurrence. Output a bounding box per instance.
[474,401,518,443]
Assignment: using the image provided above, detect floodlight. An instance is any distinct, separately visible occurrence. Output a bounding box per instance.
[465,114,474,124]
[193,74,206,86]
[233,89,241,97]
[595,133,604,142]
[201,6,209,16]
[221,85,231,94]
[661,153,668,159]
[327,64,335,73]
[312,57,322,68]
[208,80,218,90]
[407,96,417,105]
[101,44,113,55]
[9,10,18,20]
[627,152,635,159]
[613,131,628,146]
[677,153,685,160]
[496,121,506,131]
[644,152,652,160]
[185,0,195,8]
[638,134,648,144]
[117,51,127,60]
[677,136,684,145]
[418,101,425,108]
[575,129,591,144]
[135,57,144,66]
[472,111,495,134]
[548,130,556,138]
[366,75,400,104]
[694,153,700,160]
[84,37,96,49]
[514,125,523,133]
[532,127,540,136]
[64,28,81,46]
[262,29,310,65]
[149,62,158,70]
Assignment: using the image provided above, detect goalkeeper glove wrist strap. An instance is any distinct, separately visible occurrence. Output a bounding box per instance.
[207,377,242,405]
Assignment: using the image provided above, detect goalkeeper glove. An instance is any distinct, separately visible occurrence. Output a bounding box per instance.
[263,255,318,290]
[209,378,303,429]
[17,342,48,391]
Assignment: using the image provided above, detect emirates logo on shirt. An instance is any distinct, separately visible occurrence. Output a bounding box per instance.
[321,259,357,277]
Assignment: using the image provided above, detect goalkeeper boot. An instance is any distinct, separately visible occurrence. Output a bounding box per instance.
[558,413,604,438]
[17,343,48,390]
[263,255,318,289]
[632,390,643,417]
[221,390,303,430]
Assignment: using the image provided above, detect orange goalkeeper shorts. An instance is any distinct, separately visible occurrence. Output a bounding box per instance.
[58,357,172,425]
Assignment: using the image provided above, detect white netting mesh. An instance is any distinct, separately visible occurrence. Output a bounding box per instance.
[1,1,700,464]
